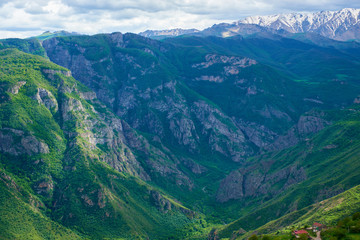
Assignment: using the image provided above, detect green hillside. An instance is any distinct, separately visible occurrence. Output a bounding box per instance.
[240,183,360,239]
[0,49,196,239]
[218,106,360,238]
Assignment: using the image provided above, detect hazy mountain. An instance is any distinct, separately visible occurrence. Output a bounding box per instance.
[139,28,199,39]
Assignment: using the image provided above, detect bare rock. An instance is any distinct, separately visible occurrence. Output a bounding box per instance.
[192,101,252,161]
[297,115,329,136]
[110,32,124,47]
[182,158,207,174]
[150,190,172,213]
[9,81,26,94]
[33,88,58,112]
[0,128,49,156]
[169,116,199,151]
[216,165,306,203]
[34,177,54,197]
[192,54,257,69]
[80,91,97,100]
[216,170,244,202]
[42,68,71,79]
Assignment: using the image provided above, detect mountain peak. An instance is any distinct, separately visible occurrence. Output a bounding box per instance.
[238,8,360,40]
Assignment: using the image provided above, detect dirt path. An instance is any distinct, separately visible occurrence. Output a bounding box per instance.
[314,231,321,240]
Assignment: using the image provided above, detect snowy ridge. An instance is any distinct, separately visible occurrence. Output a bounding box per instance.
[239,8,360,39]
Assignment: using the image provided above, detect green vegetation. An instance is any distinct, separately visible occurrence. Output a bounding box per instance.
[218,106,360,238]
[30,31,80,41]
[236,184,360,239]
[1,30,360,240]
[0,49,197,239]
[0,38,47,57]
[321,212,360,240]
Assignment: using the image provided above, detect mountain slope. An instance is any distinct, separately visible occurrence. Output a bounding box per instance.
[247,183,360,238]
[2,26,360,239]
[0,48,195,239]
[41,32,360,220]
[218,105,360,238]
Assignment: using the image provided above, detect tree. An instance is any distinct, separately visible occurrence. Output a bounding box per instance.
[298,233,308,240]
[249,234,259,240]
[262,235,271,240]
[338,217,353,232]
[352,212,360,221]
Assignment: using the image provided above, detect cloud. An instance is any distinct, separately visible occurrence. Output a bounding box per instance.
[0,0,359,38]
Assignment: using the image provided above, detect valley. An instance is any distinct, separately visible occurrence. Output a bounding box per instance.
[1,7,360,240]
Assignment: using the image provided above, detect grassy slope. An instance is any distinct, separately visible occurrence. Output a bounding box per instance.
[245,184,360,238]
[0,49,195,239]
[0,169,83,240]
[0,38,47,58]
[218,106,360,238]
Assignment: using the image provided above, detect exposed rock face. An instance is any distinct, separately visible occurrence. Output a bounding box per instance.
[34,177,54,197]
[216,171,244,201]
[297,115,329,136]
[42,69,71,77]
[42,36,258,162]
[195,75,225,83]
[0,169,20,191]
[181,158,207,174]
[192,100,253,161]
[192,54,257,69]
[109,32,124,47]
[121,121,193,187]
[80,91,97,100]
[8,81,26,94]
[57,80,152,181]
[216,165,306,203]
[236,120,278,149]
[235,110,331,153]
[33,88,58,112]
[0,128,49,156]
[169,115,199,152]
[150,190,172,213]
[267,112,331,151]
[192,54,256,83]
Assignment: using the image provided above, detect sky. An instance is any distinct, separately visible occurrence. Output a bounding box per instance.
[0,0,360,39]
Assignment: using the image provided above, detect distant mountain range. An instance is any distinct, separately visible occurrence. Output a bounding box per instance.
[139,28,199,40]
[140,8,360,41]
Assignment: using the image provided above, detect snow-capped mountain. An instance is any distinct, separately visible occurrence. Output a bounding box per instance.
[239,8,360,41]
[138,8,360,42]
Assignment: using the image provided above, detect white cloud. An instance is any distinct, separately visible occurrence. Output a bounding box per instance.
[0,0,359,38]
